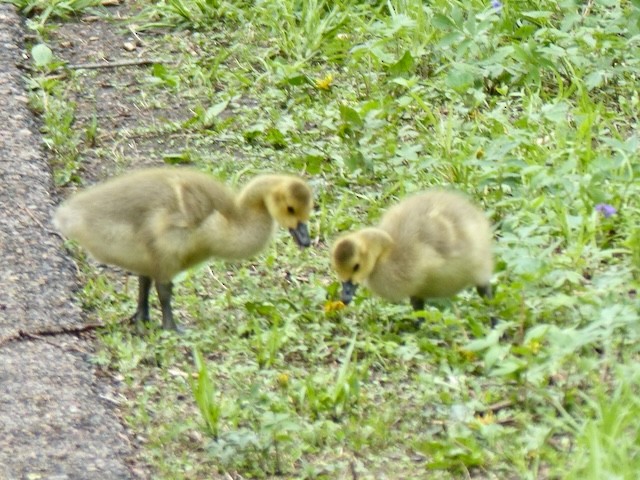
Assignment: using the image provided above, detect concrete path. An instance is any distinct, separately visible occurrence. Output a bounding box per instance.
[0,5,136,478]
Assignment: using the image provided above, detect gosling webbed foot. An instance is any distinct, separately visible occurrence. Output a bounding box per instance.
[130,312,150,334]
[171,324,186,335]
[130,308,150,325]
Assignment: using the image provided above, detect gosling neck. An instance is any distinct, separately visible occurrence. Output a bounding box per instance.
[217,175,280,257]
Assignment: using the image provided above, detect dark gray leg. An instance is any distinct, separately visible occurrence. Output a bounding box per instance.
[476,284,492,299]
[410,296,425,312]
[131,275,152,327]
[476,284,497,327]
[156,281,179,331]
[410,296,426,325]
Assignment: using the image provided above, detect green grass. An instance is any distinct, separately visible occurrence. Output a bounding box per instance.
[17,0,640,477]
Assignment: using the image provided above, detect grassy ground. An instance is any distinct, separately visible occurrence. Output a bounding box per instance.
[13,0,640,478]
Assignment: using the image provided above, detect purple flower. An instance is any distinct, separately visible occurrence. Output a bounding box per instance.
[595,203,617,218]
[491,0,503,11]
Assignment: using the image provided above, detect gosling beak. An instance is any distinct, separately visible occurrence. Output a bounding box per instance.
[289,222,311,248]
[340,280,358,305]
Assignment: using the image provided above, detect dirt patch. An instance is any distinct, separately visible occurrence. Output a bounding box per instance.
[48,6,196,186]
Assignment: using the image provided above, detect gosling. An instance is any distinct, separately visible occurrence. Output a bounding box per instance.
[330,189,494,325]
[54,167,313,331]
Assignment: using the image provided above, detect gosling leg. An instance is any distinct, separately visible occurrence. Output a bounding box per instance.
[156,281,179,332]
[410,296,426,326]
[476,284,497,327]
[131,275,152,327]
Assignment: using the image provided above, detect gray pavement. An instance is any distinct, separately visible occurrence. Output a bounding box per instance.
[0,5,135,478]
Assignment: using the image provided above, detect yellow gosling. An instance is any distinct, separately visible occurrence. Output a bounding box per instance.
[54,168,313,331]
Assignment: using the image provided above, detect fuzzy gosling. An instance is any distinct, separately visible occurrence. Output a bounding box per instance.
[54,168,313,331]
[331,189,494,324]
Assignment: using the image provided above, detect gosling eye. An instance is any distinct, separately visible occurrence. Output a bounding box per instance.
[287,206,295,215]
[353,263,360,273]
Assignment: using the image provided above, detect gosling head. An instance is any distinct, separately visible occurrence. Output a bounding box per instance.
[330,229,393,304]
[265,177,313,247]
